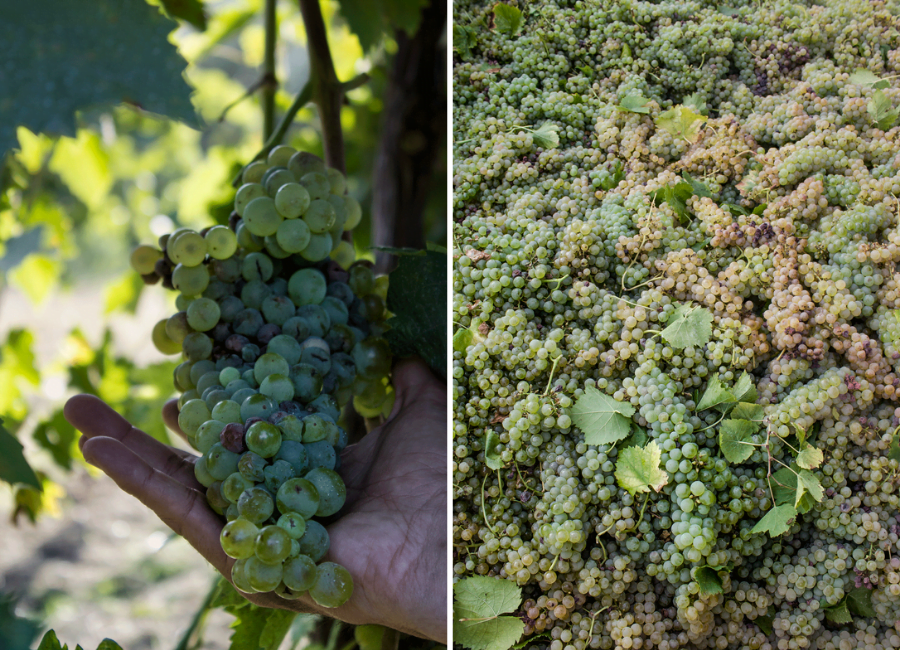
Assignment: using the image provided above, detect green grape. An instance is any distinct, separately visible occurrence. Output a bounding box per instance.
[225,503,239,522]
[237,486,275,524]
[300,172,331,201]
[243,197,283,237]
[167,231,207,267]
[174,361,195,391]
[299,232,332,262]
[261,296,297,327]
[309,562,352,608]
[275,218,311,253]
[348,264,375,295]
[326,194,348,230]
[308,394,340,421]
[302,199,336,233]
[242,160,268,184]
[330,240,356,269]
[282,316,311,342]
[207,443,241,481]
[178,389,199,410]
[263,459,295,492]
[326,168,346,195]
[267,335,303,365]
[152,320,181,355]
[288,268,327,306]
[276,478,320,519]
[304,467,346,517]
[241,280,272,311]
[222,472,255,503]
[190,359,216,385]
[254,352,290,383]
[305,441,336,472]
[245,421,282,458]
[220,518,259,559]
[196,419,226,454]
[290,364,324,403]
[178,399,211,437]
[236,221,264,251]
[275,183,311,219]
[174,294,194,312]
[231,558,256,593]
[301,346,331,375]
[267,145,296,168]
[297,520,329,561]
[206,481,229,514]
[288,151,326,179]
[182,332,213,362]
[194,455,216,488]
[352,337,392,378]
[245,556,283,592]
[219,367,241,386]
[165,312,192,344]
[276,512,307,540]
[235,181,268,215]
[260,373,294,402]
[242,252,274,282]
[205,225,238,259]
[264,235,292,259]
[266,169,297,197]
[232,387,257,406]
[211,399,243,425]
[186,297,221,332]
[240,393,276,422]
[173,263,210,296]
[238,451,267,482]
[343,196,362,230]
[282,554,317,592]
[255,524,292,563]
[354,625,385,650]
[130,245,162,274]
[274,414,304,442]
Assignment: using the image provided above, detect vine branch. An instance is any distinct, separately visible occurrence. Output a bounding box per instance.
[262,0,278,141]
[298,0,345,173]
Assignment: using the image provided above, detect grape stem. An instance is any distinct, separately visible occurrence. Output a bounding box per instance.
[262,0,277,141]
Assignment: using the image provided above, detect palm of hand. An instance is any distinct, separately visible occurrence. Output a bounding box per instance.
[65,358,446,642]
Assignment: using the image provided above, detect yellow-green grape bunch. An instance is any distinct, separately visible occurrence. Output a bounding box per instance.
[132,145,393,608]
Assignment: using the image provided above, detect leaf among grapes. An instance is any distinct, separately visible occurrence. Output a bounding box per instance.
[719,419,756,464]
[849,69,891,90]
[655,105,707,143]
[484,431,502,470]
[683,92,708,115]
[868,90,900,131]
[824,600,853,625]
[661,304,713,349]
[454,576,525,650]
[730,402,764,423]
[0,419,41,491]
[694,566,723,596]
[847,587,876,618]
[615,441,668,495]
[795,469,824,507]
[696,374,734,411]
[751,503,797,537]
[492,3,524,35]
[619,94,651,114]
[531,123,560,149]
[731,371,758,404]
[569,387,635,445]
[796,445,824,470]
[754,613,774,636]
[650,182,694,221]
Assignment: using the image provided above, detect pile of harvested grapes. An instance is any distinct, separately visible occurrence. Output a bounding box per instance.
[452,1,900,648]
[130,144,393,609]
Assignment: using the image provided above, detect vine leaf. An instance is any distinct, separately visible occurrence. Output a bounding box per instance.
[847,588,876,617]
[454,576,525,650]
[0,419,41,491]
[0,0,196,157]
[795,469,824,507]
[694,567,723,596]
[890,431,900,463]
[755,613,774,635]
[732,371,758,403]
[619,94,651,114]
[484,431,502,471]
[731,402,764,423]
[719,419,756,464]
[661,304,713,349]
[454,25,477,60]
[650,182,694,221]
[159,0,207,30]
[824,600,853,624]
[531,123,560,149]
[868,90,900,130]
[681,172,712,198]
[683,92,708,115]
[492,3,524,35]
[796,445,824,470]
[751,503,797,537]
[655,105,707,142]
[697,374,734,411]
[849,69,891,90]
[569,387,635,445]
[96,641,125,650]
[453,325,484,353]
[615,441,668,495]
[620,427,649,450]
[337,0,429,51]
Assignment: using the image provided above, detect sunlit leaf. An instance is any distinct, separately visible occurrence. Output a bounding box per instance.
[615,441,668,495]
[661,304,713,350]
[719,419,756,464]
[9,254,61,304]
[454,576,525,650]
[751,503,797,537]
[569,387,635,445]
[619,94,651,114]
[655,105,707,143]
[492,3,524,35]
[484,431,502,470]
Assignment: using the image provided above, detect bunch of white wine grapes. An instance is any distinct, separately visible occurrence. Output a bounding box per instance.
[130,145,395,608]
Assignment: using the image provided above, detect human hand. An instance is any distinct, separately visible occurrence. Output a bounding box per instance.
[64,357,447,641]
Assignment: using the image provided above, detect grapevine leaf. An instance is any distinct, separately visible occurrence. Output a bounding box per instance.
[889,432,900,463]
[258,610,298,650]
[682,172,712,198]
[337,0,428,50]
[485,431,502,470]
[159,0,207,30]
[719,419,756,464]
[731,402,764,423]
[531,123,560,149]
[847,588,876,618]
[868,90,900,130]
[453,327,476,353]
[655,105,707,143]
[620,427,649,450]
[619,94,651,114]
[384,249,446,375]
[726,203,750,216]
[697,374,735,411]
[0,419,41,490]
[454,577,525,650]
[650,182,694,221]
[569,387,635,445]
[97,641,124,650]
[454,25,477,60]
[0,593,41,650]
[683,93,708,115]
[755,613,774,636]
[33,410,77,471]
[0,227,43,273]
[824,600,853,624]
[694,567,723,596]
[796,445,824,470]
[492,3,524,35]
[615,441,668,495]
[849,69,890,89]
[796,469,824,506]
[37,631,64,650]
[230,605,296,650]
[751,503,797,537]
[732,371,758,404]
[661,304,713,349]
[513,632,551,649]
[771,467,814,513]
[0,0,196,157]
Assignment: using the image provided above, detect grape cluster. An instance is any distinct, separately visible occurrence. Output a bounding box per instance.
[454,0,900,648]
[131,144,393,608]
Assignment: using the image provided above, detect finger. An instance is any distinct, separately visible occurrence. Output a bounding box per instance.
[390,356,444,415]
[65,394,200,490]
[162,398,187,440]
[81,436,232,576]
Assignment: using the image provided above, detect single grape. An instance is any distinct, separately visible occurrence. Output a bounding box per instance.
[288,268,327,306]
[273,414,305,442]
[301,346,331,375]
[243,197,283,237]
[236,221,264,251]
[268,145,296,168]
[152,319,182,355]
[276,478,320,519]
[299,232,333,262]
[178,399,211,437]
[234,308,264,337]
[260,373,295,402]
[206,481,229,514]
[242,160,268,184]
[352,337,392,378]
[263,458,295,493]
[261,296,296,327]
[305,467,346,517]
[309,562,352,608]
[194,455,216,488]
[300,172,331,201]
[189,359,216,385]
[166,312,192,344]
[277,512,308,540]
[290,364,324,403]
[266,169,297,197]
[282,554,317,592]
[207,443,241,481]
[205,225,238,259]
[326,168,347,195]
[245,421,282,458]
[242,252,274,282]
[237,486,275,524]
[241,279,272,311]
[255,352,291,383]
[238,451,268,483]
[173,263,211,296]
[220,518,259,559]
[222,472,255,503]
[246,556,283,592]
[196,419,227,454]
[274,440,309,476]
[330,240,356,269]
[275,183,311,219]
[174,361,195,391]
[131,245,163,274]
[232,557,256,593]
[288,151,326,179]
[306,441,337,472]
[168,231,207,267]
[255,524,292,563]
[302,199,336,233]
[275,218,312,253]
[183,332,213,362]
[212,399,243,425]
[186,297,221,332]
